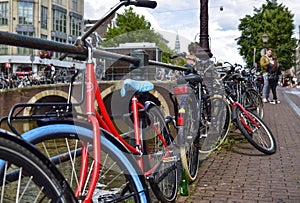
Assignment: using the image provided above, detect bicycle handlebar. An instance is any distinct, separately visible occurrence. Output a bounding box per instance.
[0,31,140,65]
[149,60,189,72]
[0,31,87,60]
[130,0,157,8]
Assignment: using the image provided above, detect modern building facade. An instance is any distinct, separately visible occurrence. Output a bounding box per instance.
[0,0,84,77]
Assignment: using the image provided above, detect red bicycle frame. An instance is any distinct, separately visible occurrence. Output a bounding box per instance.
[75,48,170,202]
[232,101,260,133]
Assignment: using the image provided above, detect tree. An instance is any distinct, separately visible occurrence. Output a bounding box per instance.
[102,7,173,62]
[236,0,297,71]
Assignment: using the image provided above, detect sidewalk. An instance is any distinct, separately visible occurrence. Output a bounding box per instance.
[177,87,300,203]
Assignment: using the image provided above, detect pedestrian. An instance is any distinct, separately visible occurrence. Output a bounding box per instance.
[50,64,56,82]
[44,64,52,78]
[260,48,273,103]
[267,55,281,104]
[69,63,76,75]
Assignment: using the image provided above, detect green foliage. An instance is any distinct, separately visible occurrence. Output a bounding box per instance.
[236,0,297,71]
[102,7,174,62]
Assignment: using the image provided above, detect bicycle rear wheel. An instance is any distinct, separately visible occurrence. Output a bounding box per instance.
[199,95,231,153]
[233,106,276,155]
[21,124,150,202]
[142,105,178,203]
[0,129,76,202]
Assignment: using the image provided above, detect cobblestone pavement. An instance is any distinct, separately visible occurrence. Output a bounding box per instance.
[177,87,300,203]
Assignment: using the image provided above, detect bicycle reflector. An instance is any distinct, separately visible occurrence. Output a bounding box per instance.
[177,108,185,126]
[173,85,189,95]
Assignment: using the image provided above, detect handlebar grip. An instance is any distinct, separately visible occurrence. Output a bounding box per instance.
[134,0,157,9]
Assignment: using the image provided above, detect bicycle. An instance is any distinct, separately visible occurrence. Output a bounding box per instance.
[221,62,264,118]
[0,1,178,202]
[0,128,77,202]
[220,66,277,155]
[168,54,231,182]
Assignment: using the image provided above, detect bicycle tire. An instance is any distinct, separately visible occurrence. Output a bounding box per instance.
[0,129,77,202]
[242,89,264,119]
[177,94,200,183]
[199,94,231,153]
[233,106,276,155]
[21,124,150,202]
[142,105,178,203]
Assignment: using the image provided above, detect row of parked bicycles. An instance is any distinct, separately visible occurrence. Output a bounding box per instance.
[0,68,80,90]
[0,0,276,202]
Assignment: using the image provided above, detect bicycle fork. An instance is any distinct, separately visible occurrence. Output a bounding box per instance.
[232,102,259,133]
[75,62,101,202]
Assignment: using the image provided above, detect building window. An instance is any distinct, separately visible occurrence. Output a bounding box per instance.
[41,6,48,29]
[72,0,78,11]
[18,1,34,25]
[56,0,62,5]
[0,44,8,55]
[53,9,66,33]
[0,2,8,25]
[17,31,34,55]
[41,34,47,39]
[70,16,82,37]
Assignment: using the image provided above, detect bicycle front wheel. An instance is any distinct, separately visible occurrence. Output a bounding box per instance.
[178,94,200,183]
[0,129,76,202]
[241,89,264,119]
[234,106,276,155]
[21,124,150,203]
[199,94,231,153]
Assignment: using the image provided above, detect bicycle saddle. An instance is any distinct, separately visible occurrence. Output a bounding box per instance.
[120,79,154,97]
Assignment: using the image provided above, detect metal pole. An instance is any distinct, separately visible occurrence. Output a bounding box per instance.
[199,0,213,58]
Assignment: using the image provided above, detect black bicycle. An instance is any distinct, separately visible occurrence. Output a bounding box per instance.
[0,128,77,202]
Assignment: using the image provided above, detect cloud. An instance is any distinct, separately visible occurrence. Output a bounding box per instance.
[84,0,300,65]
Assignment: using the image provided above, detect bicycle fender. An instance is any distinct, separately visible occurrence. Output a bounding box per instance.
[143,101,157,111]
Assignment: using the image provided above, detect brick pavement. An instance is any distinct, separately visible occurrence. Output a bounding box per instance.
[177,87,300,203]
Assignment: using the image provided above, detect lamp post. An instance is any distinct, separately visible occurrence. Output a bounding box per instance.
[262,34,269,55]
[198,0,213,59]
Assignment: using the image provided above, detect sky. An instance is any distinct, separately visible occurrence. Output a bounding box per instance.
[84,0,300,65]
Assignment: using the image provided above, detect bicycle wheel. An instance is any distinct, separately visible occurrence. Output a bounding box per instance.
[233,105,276,155]
[141,104,178,203]
[21,124,150,202]
[199,94,231,153]
[177,94,200,183]
[242,89,264,119]
[0,129,76,202]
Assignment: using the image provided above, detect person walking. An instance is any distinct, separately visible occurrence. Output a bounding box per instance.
[260,48,273,103]
[267,55,281,104]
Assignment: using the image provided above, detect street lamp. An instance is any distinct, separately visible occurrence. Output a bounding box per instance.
[262,34,269,55]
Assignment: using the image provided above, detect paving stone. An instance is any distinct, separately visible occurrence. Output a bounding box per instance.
[176,87,300,202]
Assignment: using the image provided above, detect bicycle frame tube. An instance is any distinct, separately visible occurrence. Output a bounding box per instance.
[132,96,144,172]
[75,62,101,202]
[232,101,260,132]
[94,81,141,155]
